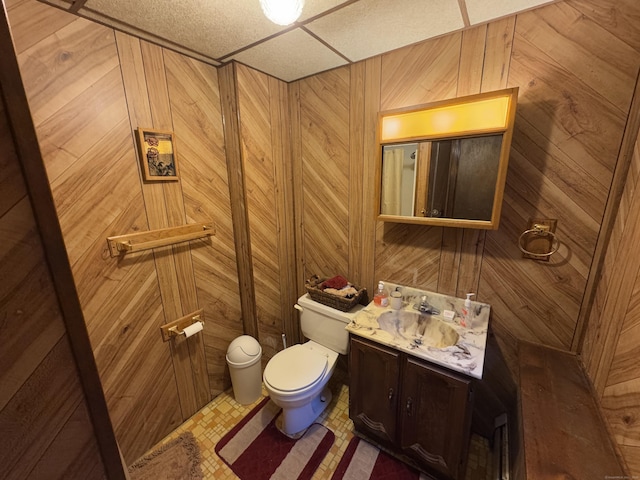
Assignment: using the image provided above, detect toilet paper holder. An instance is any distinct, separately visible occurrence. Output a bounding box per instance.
[160,309,205,342]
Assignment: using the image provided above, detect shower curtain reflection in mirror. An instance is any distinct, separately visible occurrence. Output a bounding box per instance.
[381,145,417,216]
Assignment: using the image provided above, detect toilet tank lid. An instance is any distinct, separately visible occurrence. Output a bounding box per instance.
[226,335,261,364]
[297,293,364,319]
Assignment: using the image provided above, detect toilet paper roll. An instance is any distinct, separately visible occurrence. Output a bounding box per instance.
[183,321,204,338]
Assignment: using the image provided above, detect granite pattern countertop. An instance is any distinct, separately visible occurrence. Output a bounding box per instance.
[345,284,490,379]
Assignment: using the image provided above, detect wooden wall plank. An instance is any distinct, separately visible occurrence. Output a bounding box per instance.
[25,402,107,480]
[458,25,487,96]
[17,19,118,127]
[380,34,461,111]
[481,16,516,93]
[6,0,75,53]
[140,41,173,130]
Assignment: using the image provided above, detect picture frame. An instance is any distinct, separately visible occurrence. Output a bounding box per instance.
[136,127,179,181]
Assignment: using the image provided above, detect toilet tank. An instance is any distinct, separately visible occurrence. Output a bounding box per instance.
[297,293,364,355]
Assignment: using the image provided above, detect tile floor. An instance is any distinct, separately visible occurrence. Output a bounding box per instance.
[151,376,493,479]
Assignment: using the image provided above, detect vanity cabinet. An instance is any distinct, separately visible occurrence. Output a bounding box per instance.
[349,335,474,480]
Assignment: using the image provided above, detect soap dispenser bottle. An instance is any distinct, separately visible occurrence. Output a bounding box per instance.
[461,293,475,327]
[373,281,389,307]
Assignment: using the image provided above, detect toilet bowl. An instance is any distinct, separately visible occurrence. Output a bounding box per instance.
[263,342,337,434]
[263,294,363,435]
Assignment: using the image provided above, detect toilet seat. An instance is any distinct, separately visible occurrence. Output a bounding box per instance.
[263,344,328,392]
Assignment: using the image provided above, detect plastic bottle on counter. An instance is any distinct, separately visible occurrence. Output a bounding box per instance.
[460,293,475,327]
[373,281,389,307]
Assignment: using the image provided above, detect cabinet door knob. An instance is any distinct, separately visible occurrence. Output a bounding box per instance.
[388,388,394,401]
[406,397,413,416]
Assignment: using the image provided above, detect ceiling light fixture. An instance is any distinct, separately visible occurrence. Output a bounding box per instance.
[259,0,304,26]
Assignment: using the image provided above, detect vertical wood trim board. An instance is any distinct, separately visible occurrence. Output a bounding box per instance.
[361,56,381,293]
[349,62,365,285]
[218,63,258,339]
[269,76,299,346]
[289,82,306,300]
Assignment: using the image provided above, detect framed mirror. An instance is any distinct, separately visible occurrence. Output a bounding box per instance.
[375,88,518,229]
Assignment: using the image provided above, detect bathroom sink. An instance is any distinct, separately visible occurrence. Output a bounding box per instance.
[376,310,459,348]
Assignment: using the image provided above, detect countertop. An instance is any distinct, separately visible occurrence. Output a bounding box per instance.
[345,284,490,379]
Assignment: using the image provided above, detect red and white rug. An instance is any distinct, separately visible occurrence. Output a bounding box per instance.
[331,436,430,480]
[215,397,334,480]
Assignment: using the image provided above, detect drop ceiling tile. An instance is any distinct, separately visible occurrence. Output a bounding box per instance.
[306,0,464,62]
[230,28,348,82]
[84,0,284,59]
[465,0,556,25]
[298,0,353,22]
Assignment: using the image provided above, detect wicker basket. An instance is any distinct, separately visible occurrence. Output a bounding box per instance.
[305,275,368,312]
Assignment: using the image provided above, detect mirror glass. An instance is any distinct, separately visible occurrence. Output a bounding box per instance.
[381,135,502,221]
[376,88,518,229]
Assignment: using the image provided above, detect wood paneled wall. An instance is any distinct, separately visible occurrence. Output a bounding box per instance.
[0,97,110,480]
[581,92,640,471]
[0,3,123,476]
[0,67,110,480]
[6,0,243,463]
[293,0,639,359]
[291,0,640,469]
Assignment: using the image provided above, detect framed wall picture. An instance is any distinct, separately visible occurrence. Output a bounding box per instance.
[136,127,179,181]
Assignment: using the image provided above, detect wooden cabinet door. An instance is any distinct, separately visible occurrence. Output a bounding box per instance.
[349,336,400,447]
[399,357,473,480]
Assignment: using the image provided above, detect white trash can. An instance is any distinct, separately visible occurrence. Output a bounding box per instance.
[226,335,262,404]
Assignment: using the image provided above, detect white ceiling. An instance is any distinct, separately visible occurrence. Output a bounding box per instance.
[40,0,556,82]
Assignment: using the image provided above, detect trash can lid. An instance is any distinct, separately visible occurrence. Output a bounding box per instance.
[226,335,261,364]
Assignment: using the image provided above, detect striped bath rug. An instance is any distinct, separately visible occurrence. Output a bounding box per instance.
[331,436,429,480]
[215,397,334,480]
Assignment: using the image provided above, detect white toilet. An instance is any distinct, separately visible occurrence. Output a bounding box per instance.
[263,293,363,435]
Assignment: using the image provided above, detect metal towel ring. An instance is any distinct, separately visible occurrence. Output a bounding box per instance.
[518,224,560,259]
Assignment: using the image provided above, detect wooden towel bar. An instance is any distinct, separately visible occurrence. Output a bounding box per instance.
[107,222,213,257]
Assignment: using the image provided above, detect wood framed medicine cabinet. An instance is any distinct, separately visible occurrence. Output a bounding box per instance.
[375,87,518,229]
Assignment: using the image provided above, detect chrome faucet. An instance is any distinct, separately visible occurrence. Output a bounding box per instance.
[413,295,440,315]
